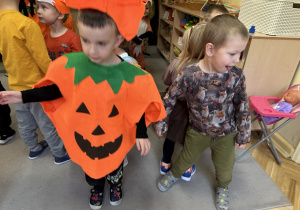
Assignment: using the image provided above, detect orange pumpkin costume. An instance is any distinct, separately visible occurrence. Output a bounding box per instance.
[34,52,166,179]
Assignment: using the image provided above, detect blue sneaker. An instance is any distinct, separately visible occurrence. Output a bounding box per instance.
[160,158,171,175]
[28,140,48,160]
[89,188,103,210]
[110,183,122,206]
[54,154,71,165]
[181,164,196,181]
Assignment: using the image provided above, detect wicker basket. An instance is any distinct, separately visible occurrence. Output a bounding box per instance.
[238,0,300,36]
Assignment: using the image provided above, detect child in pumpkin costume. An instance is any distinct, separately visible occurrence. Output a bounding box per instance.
[36,0,82,60]
[0,0,166,209]
[0,0,69,164]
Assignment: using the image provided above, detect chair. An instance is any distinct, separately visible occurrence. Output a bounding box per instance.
[235,84,300,165]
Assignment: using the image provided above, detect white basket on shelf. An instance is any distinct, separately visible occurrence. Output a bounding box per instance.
[238,0,300,36]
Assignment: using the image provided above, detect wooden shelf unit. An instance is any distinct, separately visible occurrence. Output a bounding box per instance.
[157,0,204,62]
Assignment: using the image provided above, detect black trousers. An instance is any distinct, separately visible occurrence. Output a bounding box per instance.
[0,81,12,132]
[85,162,123,192]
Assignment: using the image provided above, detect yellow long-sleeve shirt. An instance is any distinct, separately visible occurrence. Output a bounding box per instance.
[0,9,51,91]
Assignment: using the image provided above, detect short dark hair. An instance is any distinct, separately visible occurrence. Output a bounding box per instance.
[207,4,229,15]
[204,4,229,22]
[199,14,249,59]
[77,9,120,35]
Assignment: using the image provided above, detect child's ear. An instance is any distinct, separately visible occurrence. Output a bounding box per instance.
[114,34,125,49]
[206,43,214,57]
[57,13,65,21]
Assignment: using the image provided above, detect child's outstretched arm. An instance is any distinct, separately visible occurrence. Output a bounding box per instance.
[0,91,22,104]
[0,84,62,105]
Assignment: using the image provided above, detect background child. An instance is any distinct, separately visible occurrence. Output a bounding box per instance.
[114,40,141,69]
[0,0,69,164]
[204,4,229,22]
[0,81,16,145]
[0,0,166,209]
[36,0,82,60]
[159,5,229,182]
[155,14,251,210]
[129,0,153,69]
[23,0,76,37]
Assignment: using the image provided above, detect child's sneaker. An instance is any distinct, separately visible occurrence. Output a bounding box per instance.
[158,170,178,192]
[110,183,122,206]
[28,140,48,159]
[89,188,103,210]
[181,164,196,181]
[216,187,229,210]
[160,158,171,175]
[0,128,16,145]
[54,153,71,165]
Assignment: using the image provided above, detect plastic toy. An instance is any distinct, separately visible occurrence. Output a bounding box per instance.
[184,16,199,29]
[259,89,300,124]
[180,14,190,27]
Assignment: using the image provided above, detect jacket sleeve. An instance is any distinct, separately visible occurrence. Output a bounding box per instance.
[232,72,251,144]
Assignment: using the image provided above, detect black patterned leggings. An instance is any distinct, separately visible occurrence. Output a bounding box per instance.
[85,162,123,192]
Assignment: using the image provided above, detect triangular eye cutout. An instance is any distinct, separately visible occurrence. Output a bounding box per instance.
[92,125,105,135]
[109,105,119,117]
[76,103,90,114]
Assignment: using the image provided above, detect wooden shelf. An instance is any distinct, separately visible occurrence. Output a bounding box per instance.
[173,41,183,52]
[159,31,171,43]
[175,25,185,34]
[158,0,204,62]
[157,46,170,60]
[161,3,203,18]
[161,18,173,26]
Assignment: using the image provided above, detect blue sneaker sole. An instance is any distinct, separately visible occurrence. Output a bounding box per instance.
[160,159,171,175]
[28,140,48,160]
[181,167,196,181]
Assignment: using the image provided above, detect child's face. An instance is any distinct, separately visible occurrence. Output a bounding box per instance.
[143,4,150,17]
[36,2,59,25]
[77,21,123,65]
[209,34,247,73]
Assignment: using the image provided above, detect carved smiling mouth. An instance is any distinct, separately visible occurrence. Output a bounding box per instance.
[75,132,122,160]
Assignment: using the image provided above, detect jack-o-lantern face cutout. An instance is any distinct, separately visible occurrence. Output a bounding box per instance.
[74,102,122,160]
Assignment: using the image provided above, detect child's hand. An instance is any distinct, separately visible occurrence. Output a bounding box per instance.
[235,143,246,149]
[155,130,165,137]
[133,44,142,57]
[0,91,22,104]
[136,138,151,156]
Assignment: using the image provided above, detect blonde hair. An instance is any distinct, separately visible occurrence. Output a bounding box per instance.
[199,14,249,59]
[177,23,206,70]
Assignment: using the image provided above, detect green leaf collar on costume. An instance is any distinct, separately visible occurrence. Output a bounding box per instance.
[64,53,148,94]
